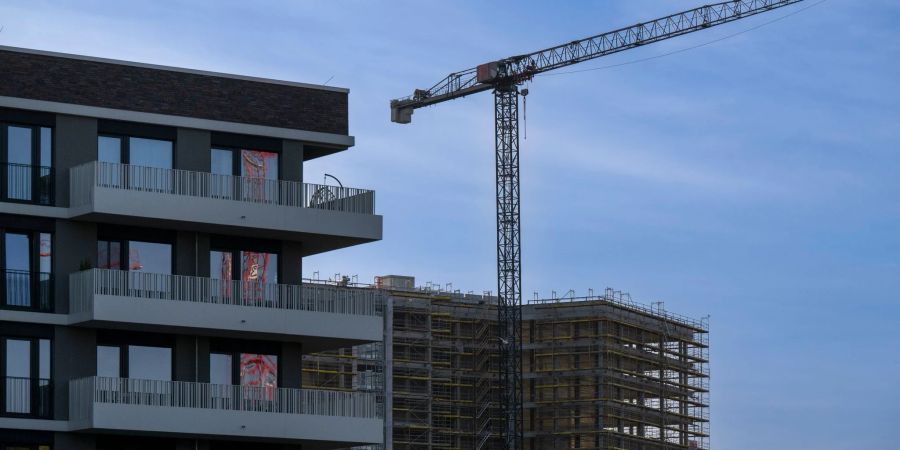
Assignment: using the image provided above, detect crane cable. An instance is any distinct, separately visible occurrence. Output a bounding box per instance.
[540,0,828,78]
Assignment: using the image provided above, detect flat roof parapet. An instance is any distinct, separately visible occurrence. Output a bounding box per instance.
[0,46,351,150]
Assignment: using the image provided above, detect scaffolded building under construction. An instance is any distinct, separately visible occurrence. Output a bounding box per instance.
[303,276,709,450]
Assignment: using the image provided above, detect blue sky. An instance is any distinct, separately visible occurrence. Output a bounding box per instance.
[2,0,898,448]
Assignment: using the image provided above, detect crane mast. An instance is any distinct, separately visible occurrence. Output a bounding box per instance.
[390,1,804,449]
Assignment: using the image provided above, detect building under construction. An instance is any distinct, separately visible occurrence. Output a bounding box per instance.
[303,276,709,450]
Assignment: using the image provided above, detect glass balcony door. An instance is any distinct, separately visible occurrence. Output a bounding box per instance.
[1,231,52,311]
[2,125,52,205]
[2,337,51,417]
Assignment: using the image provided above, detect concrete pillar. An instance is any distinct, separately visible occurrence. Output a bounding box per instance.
[280,342,302,389]
[54,115,98,207]
[174,335,196,382]
[54,220,97,314]
[175,231,198,276]
[196,233,211,278]
[196,337,211,383]
[281,140,304,183]
[53,326,96,420]
[280,240,303,285]
[176,128,211,172]
[174,335,211,383]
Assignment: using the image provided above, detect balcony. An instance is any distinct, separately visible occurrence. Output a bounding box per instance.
[69,269,383,352]
[0,269,53,312]
[1,163,54,205]
[69,377,382,449]
[1,377,53,419]
[69,162,381,255]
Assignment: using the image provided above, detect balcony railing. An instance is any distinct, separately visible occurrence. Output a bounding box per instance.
[2,376,52,418]
[70,269,382,316]
[1,269,53,312]
[1,163,53,205]
[70,161,375,214]
[70,377,380,420]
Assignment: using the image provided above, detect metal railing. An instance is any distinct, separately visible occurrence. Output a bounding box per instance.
[528,287,707,331]
[70,269,382,316]
[2,376,52,418]
[70,377,380,420]
[2,163,53,205]
[1,269,53,312]
[70,161,374,214]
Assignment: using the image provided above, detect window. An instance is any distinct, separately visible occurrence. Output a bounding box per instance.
[209,352,277,388]
[129,241,172,274]
[97,239,171,274]
[211,149,278,179]
[210,250,277,284]
[97,136,172,192]
[1,231,52,311]
[128,346,171,381]
[211,149,279,202]
[98,136,172,169]
[209,353,233,385]
[240,353,277,389]
[1,124,53,204]
[1,337,51,417]
[96,346,120,378]
[96,344,172,381]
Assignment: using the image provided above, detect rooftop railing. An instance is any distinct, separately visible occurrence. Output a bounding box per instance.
[70,269,382,317]
[70,376,380,420]
[70,161,374,215]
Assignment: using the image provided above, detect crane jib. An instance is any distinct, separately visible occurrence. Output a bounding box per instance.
[389,0,804,122]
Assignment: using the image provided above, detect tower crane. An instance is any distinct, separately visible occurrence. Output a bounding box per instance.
[390,1,805,449]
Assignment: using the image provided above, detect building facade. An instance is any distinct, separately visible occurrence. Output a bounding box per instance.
[305,277,710,450]
[0,46,385,450]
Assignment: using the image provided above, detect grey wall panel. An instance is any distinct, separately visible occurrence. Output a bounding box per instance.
[282,140,304,183]
[53,326,96,420]
[55,115,97,207]
[54,220,97,313]
[176,128,212,172]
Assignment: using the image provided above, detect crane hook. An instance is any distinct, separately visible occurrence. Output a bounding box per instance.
[520,88,529,140]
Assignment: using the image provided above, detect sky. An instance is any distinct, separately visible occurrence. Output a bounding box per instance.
[2,0,898,448]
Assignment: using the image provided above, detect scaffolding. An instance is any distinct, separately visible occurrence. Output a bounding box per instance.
[303,281,709,450]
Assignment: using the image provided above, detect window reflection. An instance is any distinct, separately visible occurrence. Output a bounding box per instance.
[210,251,233,280]
[240,353,277,401]
[240,150,278,203]
[241,150,277,179]
[241,251,277,284]
[128,241,171,274]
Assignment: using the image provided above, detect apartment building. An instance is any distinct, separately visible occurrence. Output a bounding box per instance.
[0,46,385,450]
